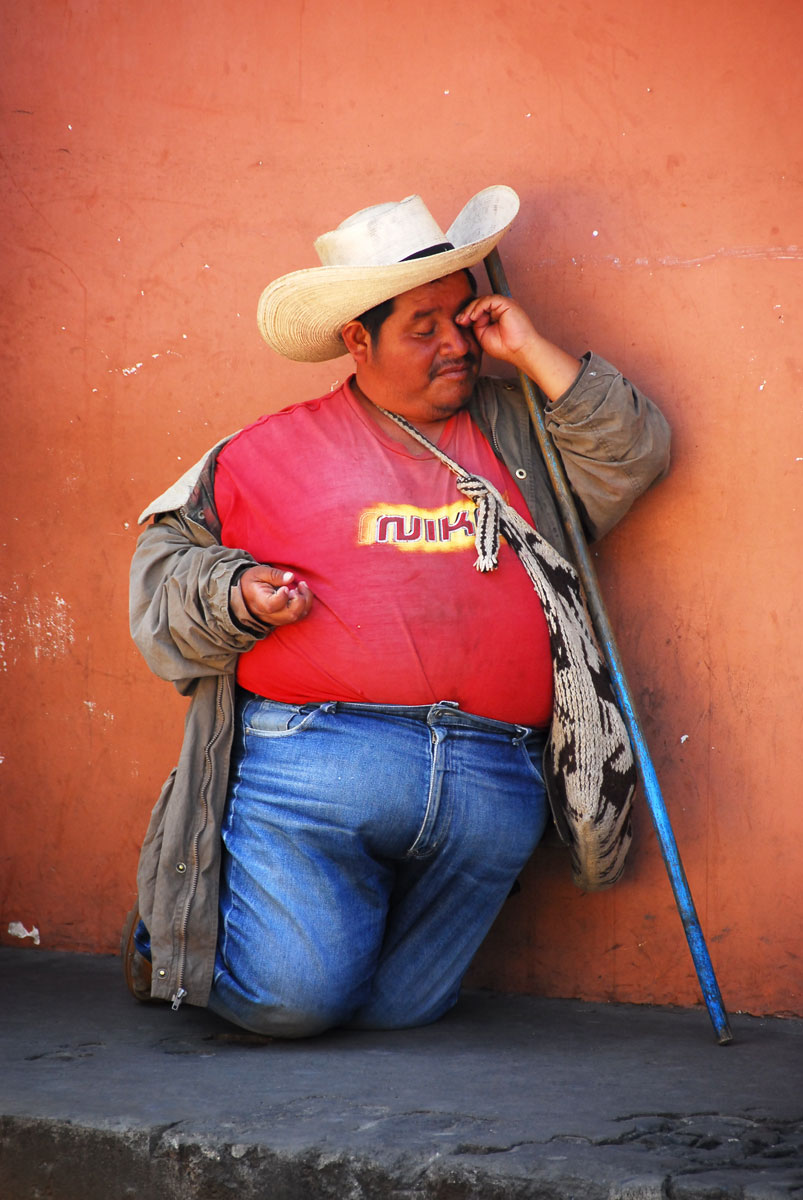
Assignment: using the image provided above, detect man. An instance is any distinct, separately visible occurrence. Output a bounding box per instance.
[124,185,670,1036]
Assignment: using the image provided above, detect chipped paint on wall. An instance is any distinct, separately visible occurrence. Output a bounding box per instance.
[26,593,75,661]
[83,701,116,723]
[8,922,40,945]
[0,584,76,669]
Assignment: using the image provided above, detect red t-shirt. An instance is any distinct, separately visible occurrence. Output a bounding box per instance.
[214,379,554,726]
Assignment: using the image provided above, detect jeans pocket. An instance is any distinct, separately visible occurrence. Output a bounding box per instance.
[517,735,546,787]
[243,699,320,738]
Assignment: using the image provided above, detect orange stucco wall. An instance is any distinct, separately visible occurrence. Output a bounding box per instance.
[2,0,801,1016]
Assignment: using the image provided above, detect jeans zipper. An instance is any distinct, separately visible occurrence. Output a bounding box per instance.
[488,403,503,460]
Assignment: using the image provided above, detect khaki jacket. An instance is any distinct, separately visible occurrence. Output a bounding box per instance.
[130,355,670,1007]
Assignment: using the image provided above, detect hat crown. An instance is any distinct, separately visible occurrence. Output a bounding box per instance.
[314,195,449,269]
[259,185,519,361]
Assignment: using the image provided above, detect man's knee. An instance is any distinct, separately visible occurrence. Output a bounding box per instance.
[210,993,357,1041]
[350,988,458,1032]
[227,999,348,1039]
[209,971,366,1039]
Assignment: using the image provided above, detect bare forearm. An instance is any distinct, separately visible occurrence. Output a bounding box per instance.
[508,331,582,402]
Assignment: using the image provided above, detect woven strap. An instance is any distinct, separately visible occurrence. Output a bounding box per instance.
[377,407,549,582]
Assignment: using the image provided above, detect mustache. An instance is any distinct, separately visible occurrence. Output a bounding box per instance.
[429,351,479,380]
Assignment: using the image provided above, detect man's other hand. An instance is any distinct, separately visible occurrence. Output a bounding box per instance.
[456,294,582,401]
[456,294,537,364]
[240,566,314,627]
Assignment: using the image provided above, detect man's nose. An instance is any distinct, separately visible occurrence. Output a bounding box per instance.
[440,320,474,356]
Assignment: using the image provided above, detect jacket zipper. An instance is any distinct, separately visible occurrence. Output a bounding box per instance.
[482,386,504,461]
[171,673,227,1010]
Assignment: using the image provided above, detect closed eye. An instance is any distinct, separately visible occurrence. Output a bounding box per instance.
[413,328,435,338]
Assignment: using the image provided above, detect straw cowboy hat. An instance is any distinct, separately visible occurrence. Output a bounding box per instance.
[257,184,520,362]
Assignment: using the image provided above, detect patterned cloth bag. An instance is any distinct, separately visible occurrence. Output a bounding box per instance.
[381,407,636,890]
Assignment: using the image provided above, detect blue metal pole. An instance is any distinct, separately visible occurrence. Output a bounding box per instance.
[484,247,732,1045]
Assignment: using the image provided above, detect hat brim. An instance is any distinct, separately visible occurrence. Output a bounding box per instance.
[257,185,519,362]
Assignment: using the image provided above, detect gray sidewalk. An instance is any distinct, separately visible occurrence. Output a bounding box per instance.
[0,949,800,1199]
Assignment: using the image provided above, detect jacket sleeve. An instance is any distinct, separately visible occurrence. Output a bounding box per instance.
[544,352,671,540]
[129,510,268,694]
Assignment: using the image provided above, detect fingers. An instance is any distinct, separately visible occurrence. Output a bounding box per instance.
[244,565,300,588]
[456,294,537,364]
[240,566,314,627]
[258,582,313,627]
[457,293,515,325]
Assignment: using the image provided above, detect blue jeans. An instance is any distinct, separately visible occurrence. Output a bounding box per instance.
[207,693,548,1037]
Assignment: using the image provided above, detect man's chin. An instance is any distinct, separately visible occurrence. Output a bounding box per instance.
[430,367,478,411]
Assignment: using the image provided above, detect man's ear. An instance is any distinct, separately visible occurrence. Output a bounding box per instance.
[341,319,371,363]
